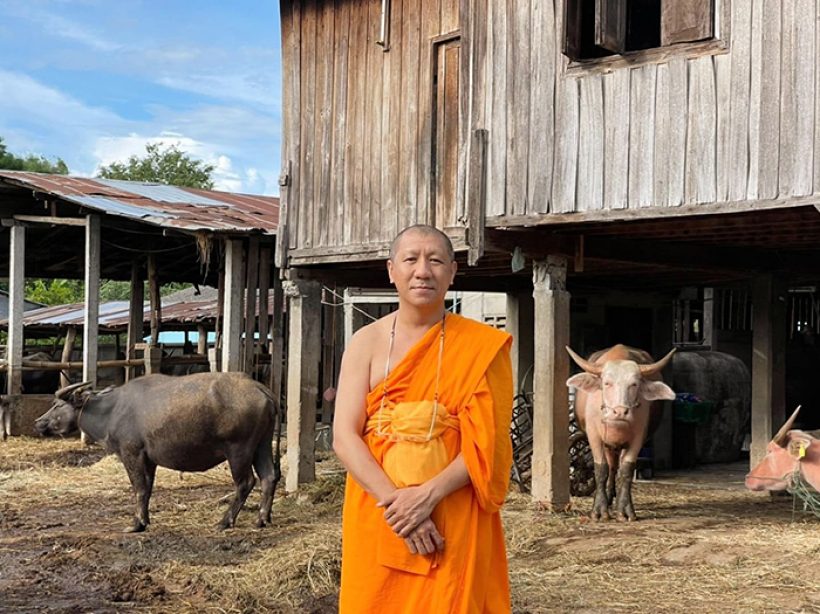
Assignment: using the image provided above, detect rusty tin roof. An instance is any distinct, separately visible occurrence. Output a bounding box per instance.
[0,171,279,235]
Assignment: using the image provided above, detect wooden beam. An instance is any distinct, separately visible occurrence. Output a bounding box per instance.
[126,259,144,382]
[243,236,260,373]
[12,215,87,227]
[531,257,571,508]
[506,291,534,395]
[60,326,77,387]
[221,239,244,372]
[487,197,820,229]
[284,279,321,491]
[83,215,100,388]
[750,274,787,468]
[258,246,272,363]
[7,225,25,394]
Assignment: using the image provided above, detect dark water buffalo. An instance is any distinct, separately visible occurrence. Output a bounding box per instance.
[567,344,676,521]
[746,405,820,493]
[35,372,281,532]
[0,351,61,396]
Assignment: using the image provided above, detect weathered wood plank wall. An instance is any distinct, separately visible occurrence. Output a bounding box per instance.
[281,0,463,256]
[281,0,820,256]
[479,0,819,220]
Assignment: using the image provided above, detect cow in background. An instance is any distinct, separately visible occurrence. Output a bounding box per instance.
[745,406,820,493]
[567,344,676,521]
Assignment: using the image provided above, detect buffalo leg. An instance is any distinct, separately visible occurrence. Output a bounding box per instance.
[2,407,9,441]
[604,447,619,505]
[121,451,156,533]
[220,453,256,530]
[252,440,278,528]
[591,462,611,521]
[614,461,637,521]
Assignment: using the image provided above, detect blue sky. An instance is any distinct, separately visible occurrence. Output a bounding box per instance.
[0,0,282,195]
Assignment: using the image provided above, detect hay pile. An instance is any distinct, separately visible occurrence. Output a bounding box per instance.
[2,437,820,613]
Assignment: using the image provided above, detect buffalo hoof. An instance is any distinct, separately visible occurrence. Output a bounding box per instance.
[590,506,611,522]
[255,517,267,529]
[124,522,147,533]
[217,519,234,531]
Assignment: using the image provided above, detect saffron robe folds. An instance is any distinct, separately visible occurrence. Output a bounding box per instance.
[339,314,514,613]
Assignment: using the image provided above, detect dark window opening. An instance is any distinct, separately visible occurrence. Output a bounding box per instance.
[564,0,715,62]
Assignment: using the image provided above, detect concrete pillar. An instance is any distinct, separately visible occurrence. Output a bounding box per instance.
[284,279,322,491]
[222,239,245,372]
[83,215,100,388]
[506,291,535,396]
[750,274,787,468]
[7,224,25,395]
[531,257,571,509]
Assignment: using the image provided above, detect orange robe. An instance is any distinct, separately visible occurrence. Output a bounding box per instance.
[339,314,514,614]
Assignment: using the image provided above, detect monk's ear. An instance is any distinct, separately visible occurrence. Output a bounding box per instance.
[387,259,394,284]
[641,381,676,401]
[566,373,600,392]
[449,260,458,285]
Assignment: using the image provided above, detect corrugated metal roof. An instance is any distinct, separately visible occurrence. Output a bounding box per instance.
[0,171,279,235]
[0,292,274,332]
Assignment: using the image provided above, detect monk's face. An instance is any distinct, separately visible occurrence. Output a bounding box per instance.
[387,230,457,308]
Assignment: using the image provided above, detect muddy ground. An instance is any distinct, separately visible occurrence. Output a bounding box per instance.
[1,438,819,613]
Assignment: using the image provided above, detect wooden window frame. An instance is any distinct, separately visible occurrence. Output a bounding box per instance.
[563,0,730,74]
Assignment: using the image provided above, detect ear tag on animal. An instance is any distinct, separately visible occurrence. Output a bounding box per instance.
[798,441,807,458]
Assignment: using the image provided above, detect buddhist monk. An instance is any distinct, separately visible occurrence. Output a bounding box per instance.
[333,224,514,613]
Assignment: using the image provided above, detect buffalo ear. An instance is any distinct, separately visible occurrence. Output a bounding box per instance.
[567,372,600,392]
[641,380,676,401]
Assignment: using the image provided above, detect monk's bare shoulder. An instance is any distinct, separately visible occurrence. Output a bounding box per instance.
[344,314,393,362]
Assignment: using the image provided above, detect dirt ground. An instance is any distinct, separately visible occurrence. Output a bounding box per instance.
[1,438,819,614]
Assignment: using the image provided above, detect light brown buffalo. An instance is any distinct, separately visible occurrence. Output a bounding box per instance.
[567,344,676,521]
[746,405,820,493]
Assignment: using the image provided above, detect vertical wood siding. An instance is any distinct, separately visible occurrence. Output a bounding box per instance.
[479,0,820,218]
[281,0,820,255]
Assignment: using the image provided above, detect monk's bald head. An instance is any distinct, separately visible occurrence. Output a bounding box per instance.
[388,225,455,262]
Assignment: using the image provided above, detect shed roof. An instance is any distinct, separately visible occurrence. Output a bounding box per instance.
[0,171,279,235]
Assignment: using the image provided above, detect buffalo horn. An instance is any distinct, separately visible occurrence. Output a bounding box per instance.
[772,405,802,447]
[565,346,603,376]
[638,348,677,376]
[54,381,93,400]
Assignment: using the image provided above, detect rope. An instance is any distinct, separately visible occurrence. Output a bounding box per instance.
[788,468,820,519]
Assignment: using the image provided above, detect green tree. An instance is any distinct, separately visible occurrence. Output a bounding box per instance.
[97,143,215,189]
[0,136,69,174]
[24,279,84,305]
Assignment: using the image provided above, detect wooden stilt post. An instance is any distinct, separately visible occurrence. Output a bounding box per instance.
[284,279,321,491]
[243,236,260,374]
[506,291,535,395]
[7,224,25,395]
[83,215,100,389]
[147,254,161,347]
[750,275,787,468]
[222,239,244,372]
[126,259,144,382]
[60,326,77,388]
[531,257,571,509]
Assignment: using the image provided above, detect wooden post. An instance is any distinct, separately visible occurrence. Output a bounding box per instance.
[531,257,571,509]
[506,291,535,395]
[83,215,100,388]
[197,324,208,355]
[269,274,285,403]
[147,254,161,347]
[750,274,787,468]
[244,236,260,373]
[216,264,225,352]
[258,247,271,364]
[222,239,244,372]
[7,224,25,395]
[60,326,77,388]
[126,259,144,382]
[652,302,675,470]
[143,346,163,375]
[702,287,715,348]
[283,279,321,491]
